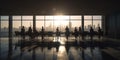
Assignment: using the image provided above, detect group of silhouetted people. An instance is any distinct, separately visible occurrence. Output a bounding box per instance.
[90,26,103,38]
[20,26,45,40]
[19,26,103,40]
[64,26,103,40]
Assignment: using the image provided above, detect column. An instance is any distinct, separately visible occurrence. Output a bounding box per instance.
[9,15,12,38]
[8,15,13,60]
[92,16,93,27]
[33,15,36,32]
[21,16,23,27]
[81,15,84,32]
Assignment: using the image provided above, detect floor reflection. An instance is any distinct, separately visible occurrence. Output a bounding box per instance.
[0,37,120,60]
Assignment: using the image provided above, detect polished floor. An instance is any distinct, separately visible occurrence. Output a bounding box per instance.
[0,36,120,60]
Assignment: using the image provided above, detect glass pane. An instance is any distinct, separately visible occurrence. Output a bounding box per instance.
[22,16,33,19]
[70,21,81,31]
[22,16,33,21]
[36,16,44,20]
[36,21,44,31]
[45,21,53,31]
[84,21,92,31]
[13,16,21,20]
[1,16,9,20]
[13,21,21,31]
[45,16,53,19]
[70,16,81,19]
[1,21,8,28]
[13,16,21,19]
[22,21,33,30]
[1,21,8,37]
[13,21,21,36]
[93,20,102,31]
[84,16,92,19]
[93,16,102,19]
[56,21,69,32]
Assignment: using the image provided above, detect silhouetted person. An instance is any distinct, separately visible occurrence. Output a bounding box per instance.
[65,26,70,40]
[90,27,94,40]
[79,27,82,36]
[21,26,25,39]
[98,27,102,39]
[56,27,60,41]
[74,27,79,39]
[41,26,45,40]
[28,27,33,39]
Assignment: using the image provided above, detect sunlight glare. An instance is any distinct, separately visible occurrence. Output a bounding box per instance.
[54,16,69,26]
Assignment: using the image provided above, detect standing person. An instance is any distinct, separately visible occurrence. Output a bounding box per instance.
[79,27,82,37]
[74,27,78,39]
[41,26,45,40]
[21,26,25,39]
[90,27,94,40]
[98,27,102,39]
[56,27,60,41]
[65,26,70,40]
[28,27,33,39]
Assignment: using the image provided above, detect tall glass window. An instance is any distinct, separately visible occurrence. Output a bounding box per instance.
[84,15,102,31]
[53,16,69,32]
[36,16,45,31]
[0,16,9,37]
[70,16,81,32]
[0,15,102,37]
[22,16,33,31]
[45,16,53,31]
[84,16,92,31]
[13,16,21,35]
[93,16,102,31]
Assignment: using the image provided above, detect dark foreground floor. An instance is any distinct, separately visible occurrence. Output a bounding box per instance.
[0,37,120,60]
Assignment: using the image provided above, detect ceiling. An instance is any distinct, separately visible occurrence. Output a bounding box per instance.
[0,0,120,15]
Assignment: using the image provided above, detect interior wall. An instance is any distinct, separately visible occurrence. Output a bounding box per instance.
[105,12,120,39]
